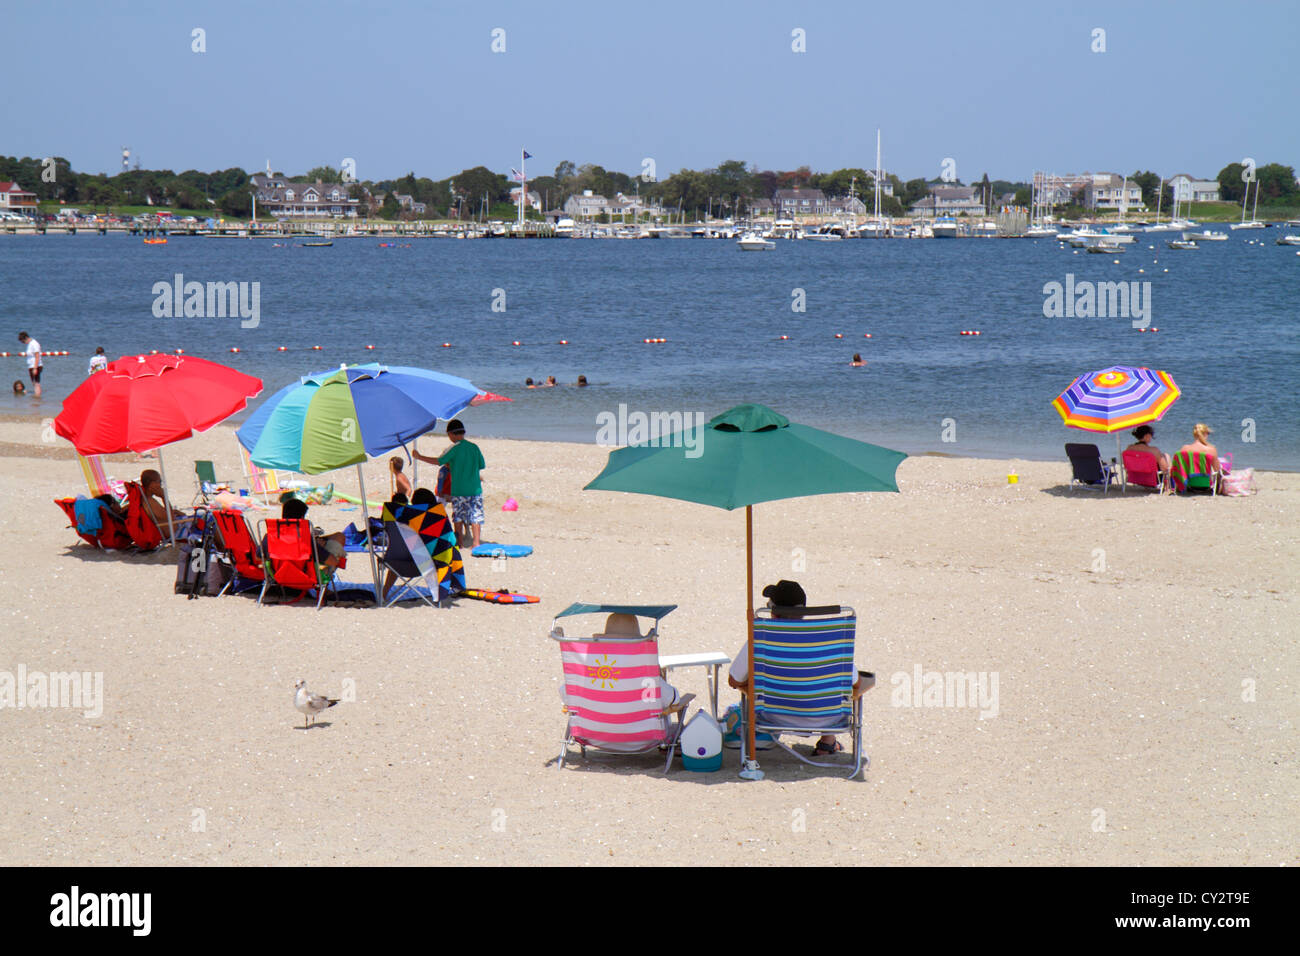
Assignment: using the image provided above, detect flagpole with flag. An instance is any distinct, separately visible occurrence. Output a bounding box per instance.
[518,148,532,227]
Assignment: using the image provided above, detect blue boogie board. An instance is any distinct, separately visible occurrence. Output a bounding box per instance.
[471,543,533,558]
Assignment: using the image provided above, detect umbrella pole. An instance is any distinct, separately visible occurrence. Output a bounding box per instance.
[357,464,380,606]
[739,504,764,781]
[157,447,177,546]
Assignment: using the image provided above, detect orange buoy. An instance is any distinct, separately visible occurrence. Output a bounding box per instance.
[441,342,451,348]
[229,347,240,353]
[558,339,569,345]
[834,333,843,339]
[365,344,376,350]
[149,349,159,354]
[277,346,287,352]
[311,345,322,350]
[512,340,522,346]
[779,335,790,341]
[863,333,872,338]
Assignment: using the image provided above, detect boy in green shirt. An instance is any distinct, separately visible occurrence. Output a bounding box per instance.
[414,418,486,549]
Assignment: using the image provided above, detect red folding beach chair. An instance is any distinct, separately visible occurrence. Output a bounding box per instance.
[54,497,133,550]
[211,508,265,596]
[1121,449,1166,493]
[257,518,340,609]
[123,481,166,551]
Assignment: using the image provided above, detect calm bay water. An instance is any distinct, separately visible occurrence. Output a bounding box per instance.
[2,232,1297,468]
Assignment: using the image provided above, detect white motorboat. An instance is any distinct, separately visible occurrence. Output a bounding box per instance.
[737,232,775,250]
[1182,229,1227,242]
[931,217,959,238]
[1087,240,1125,253]
[1274,235,1300,246]
[1167,239,1198,249]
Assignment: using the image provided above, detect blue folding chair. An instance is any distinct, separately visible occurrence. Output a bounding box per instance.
[739,606,871,779]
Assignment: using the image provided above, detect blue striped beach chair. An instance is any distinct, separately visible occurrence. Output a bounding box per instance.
[740,606,871,779]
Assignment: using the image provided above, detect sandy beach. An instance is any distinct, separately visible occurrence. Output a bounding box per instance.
[0,414,1295,866]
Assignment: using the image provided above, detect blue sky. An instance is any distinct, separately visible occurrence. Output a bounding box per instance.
[6,0,1297,183]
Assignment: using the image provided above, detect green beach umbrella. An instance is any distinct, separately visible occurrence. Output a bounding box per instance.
[585,403,906,778]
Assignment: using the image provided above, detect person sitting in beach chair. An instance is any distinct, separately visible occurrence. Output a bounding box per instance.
[726,580,871,771]
[1170,423,1223,494]
[378,490,464,607]
[122,480,169,550]
[140,469,190,532]
[552,610,695,772]
[1065,443,1116,493]
[257,504,346,610]
[260,498,345,570]
[1122,425,1170,493]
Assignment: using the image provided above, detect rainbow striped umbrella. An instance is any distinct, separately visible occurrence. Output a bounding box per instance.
[1053,365,1180,433]
[1053,365,1180,472]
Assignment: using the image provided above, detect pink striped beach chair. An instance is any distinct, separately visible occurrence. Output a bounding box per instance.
[78,454,126,501]
[552,604,695,772]
[237,441,282,503]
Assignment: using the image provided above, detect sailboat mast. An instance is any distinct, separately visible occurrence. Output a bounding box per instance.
[874,128,882,222]
[1251,176,1259,222]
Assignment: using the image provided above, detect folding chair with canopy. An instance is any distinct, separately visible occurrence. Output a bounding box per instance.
[550,603,696,772]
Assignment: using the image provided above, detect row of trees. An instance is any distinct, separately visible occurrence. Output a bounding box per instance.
[0,156,252,214]
[5,155,1294,220]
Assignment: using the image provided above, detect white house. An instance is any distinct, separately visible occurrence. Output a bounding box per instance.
[563,190,608,218]
[509,187,542,211]
[909,186,987,217]
[1083,173,1144,211]
[251,173,361,218]
[1168,174,1220,203]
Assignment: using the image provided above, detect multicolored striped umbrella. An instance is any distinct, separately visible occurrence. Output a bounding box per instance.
[236,363,479,474]
[1053,365,1180,433]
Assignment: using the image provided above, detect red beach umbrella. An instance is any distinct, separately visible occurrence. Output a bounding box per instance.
[55,353,263,454]
[55,353,263,542]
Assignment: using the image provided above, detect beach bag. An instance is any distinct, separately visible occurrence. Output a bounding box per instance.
[1221,468,1256,497]
[175,518,217,598]
[174,537,207,596]
[436,465,452,499]
[205,555,234,596]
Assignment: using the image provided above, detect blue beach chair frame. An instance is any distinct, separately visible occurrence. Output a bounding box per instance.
[739,606,869,779]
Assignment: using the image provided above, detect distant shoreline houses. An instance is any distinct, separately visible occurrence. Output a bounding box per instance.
[251,173,362,218]
[0,181,38,216]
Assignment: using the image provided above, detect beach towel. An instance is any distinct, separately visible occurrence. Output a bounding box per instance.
[470,543,533,558]
[1170,450,1218,492]
[73,496,106,535]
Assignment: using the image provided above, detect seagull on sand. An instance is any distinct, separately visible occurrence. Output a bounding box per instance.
[294,679,339,728]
